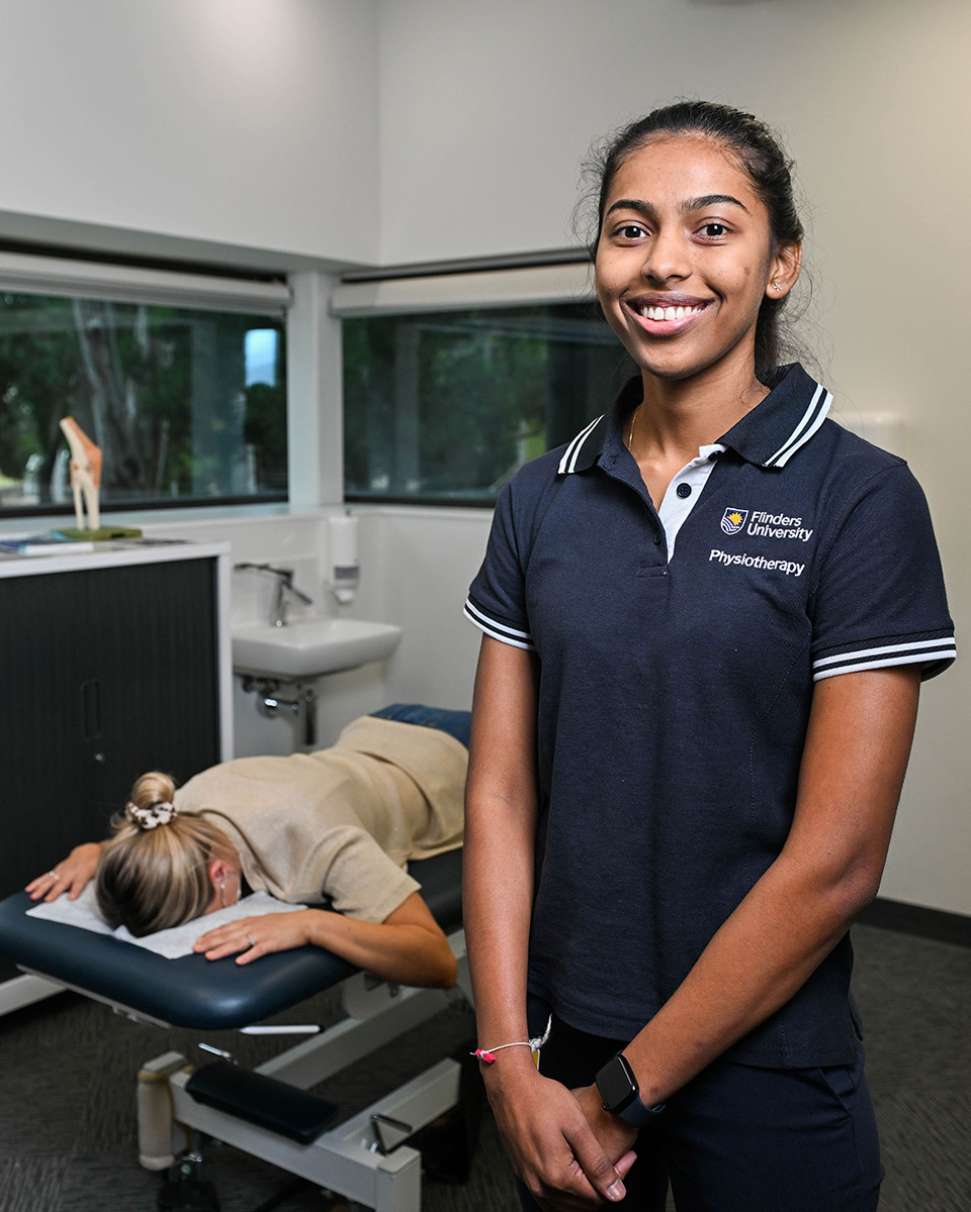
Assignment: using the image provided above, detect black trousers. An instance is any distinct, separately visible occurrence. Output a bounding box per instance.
[514,1011,883,1212]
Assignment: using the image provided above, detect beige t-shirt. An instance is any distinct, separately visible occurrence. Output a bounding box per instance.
[173,715,467,923]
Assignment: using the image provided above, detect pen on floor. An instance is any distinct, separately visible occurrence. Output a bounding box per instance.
[198,1043,233,1059]
[239,1025,321,1035]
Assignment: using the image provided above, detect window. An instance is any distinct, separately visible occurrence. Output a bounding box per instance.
[0,262,289,516]
[342,287,636,505]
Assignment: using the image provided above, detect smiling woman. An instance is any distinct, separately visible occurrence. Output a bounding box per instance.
[463,100,955,1212]
[587,103,804,385]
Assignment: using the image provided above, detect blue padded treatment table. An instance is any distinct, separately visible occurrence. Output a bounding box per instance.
[0,847,463,1030]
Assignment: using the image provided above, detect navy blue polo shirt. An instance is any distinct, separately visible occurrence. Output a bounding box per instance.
[463,362,956,1068]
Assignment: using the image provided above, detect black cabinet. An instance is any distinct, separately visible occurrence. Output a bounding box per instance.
[0,557,221,976]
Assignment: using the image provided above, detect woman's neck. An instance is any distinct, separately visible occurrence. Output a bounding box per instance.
[632,348,768,465]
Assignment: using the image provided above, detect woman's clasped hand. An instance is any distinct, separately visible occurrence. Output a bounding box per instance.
[193,908,323,965]
[483,1053,639,1209]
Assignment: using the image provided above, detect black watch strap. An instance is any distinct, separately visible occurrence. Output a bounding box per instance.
[595,1052,666,1126]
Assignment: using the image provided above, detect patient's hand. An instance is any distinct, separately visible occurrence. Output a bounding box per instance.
[26,843,102,903]
[193,910,319,965]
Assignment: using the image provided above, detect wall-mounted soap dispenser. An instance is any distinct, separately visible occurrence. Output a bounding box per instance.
[328,510,358,605]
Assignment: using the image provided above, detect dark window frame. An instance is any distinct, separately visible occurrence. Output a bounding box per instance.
[341,297,633,507]
[0,282,289,518]
[0,491,288,521]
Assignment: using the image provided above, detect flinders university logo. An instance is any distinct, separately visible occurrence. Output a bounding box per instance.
[720,507,748,536]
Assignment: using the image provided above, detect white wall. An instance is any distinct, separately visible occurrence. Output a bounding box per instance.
[136,510,395,757]
[138,507,487,760]
[376,0,971,916]
[0,0,379,268]
[352,507,490,710]
[133,506,487,759]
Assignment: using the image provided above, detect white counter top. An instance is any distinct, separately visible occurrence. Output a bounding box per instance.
[0,539,231,578]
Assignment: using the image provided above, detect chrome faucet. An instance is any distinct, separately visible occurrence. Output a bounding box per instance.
[234,562,314,627]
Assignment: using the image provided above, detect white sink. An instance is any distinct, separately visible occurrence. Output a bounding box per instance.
[232,617,403,679]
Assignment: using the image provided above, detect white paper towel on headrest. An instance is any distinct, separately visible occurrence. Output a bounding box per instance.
[27,885,306,960]
[26,883,112,935]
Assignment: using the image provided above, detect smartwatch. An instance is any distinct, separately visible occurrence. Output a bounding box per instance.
[594,1052,666,1127]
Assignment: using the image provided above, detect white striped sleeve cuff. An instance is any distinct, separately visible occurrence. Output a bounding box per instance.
[463,597,535,651]
[812,634,957,682]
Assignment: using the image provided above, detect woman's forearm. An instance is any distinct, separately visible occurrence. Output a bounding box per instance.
[308,910,456,989]
[463,637,542,1073]
[623,670,915,1106]
[623,857,871,1105]
[463,789,537,1053]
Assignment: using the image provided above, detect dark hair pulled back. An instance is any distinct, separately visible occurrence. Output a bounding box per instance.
[584,100,804,382]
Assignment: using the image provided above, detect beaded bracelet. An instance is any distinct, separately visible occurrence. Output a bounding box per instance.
[470,1013,552,1066]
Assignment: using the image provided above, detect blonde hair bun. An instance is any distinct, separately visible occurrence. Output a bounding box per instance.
[125,771,178,831]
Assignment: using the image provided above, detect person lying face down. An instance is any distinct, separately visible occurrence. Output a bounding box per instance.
[26,708,468,989]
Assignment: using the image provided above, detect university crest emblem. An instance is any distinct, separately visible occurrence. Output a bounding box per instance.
[720,508,748,535]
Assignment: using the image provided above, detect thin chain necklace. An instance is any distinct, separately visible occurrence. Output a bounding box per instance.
[628,380,766,457]
[627,405,640,456]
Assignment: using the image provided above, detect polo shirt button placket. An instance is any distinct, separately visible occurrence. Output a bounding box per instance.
[653,527,668,572]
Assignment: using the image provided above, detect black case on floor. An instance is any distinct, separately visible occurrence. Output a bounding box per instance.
[185,1061,341,1144]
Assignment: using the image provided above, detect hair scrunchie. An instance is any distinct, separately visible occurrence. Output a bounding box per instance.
[125,800,178,830]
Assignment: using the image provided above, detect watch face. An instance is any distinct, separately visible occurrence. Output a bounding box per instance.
[596,1055,636,1110]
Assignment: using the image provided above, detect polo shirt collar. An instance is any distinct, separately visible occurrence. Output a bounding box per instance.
[557,362,832,475]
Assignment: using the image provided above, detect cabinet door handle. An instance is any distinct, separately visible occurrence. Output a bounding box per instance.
[81,678,102,740]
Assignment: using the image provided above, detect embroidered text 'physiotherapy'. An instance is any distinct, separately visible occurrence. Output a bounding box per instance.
[720,507,813,542]
[709,548,805,576]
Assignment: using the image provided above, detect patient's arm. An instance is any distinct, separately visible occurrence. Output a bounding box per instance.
[26,842,104,902]
[194,891,458,989]
[315,891,458,988]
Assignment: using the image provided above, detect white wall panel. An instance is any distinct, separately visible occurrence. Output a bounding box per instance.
[0,0,379,267]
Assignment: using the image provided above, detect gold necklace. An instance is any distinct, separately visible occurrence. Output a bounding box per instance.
[627,406,640,455]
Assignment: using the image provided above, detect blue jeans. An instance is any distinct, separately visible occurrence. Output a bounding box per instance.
[368,703,471,749]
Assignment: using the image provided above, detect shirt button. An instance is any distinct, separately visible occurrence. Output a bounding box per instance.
[676,483,692,498]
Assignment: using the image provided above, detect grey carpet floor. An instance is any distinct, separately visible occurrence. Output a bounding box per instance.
[0,922,967,1211]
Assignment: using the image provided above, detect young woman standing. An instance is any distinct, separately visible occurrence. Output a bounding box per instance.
[462,102,955,1210]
